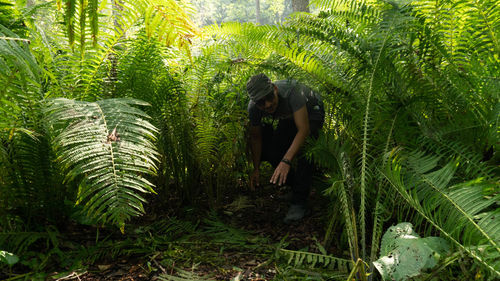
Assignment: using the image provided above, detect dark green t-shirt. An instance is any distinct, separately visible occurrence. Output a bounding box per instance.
[248,80,324,126]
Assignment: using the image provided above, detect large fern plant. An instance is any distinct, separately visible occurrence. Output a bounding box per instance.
[115,34,199,203]
[383,151,500,275]
[44,98,159,230]
[0,24,68,227]
[196,0,498,278]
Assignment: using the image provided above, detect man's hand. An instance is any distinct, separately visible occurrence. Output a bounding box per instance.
[270,162,291,186]
[250,169,260,191]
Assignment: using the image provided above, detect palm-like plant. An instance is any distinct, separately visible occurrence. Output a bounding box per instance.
[0,24,65,227]
[308,0,499,277]
[196,0,498,278]
[44,98,159,230]
[38,0,200,101]
[115,34,199,202]
[182,50,252,206]
[1,0,201,222]
[56,0,199,50]
[383,151,500,275]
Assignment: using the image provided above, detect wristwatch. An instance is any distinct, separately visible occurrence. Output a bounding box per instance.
[281,158,292,166]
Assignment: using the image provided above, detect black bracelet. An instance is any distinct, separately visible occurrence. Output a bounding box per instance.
[281,158,292,166]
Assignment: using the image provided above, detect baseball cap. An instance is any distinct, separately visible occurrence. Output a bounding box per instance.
[246,74,274,102]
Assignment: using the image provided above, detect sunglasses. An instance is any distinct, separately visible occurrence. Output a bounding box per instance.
[256,92,275,107]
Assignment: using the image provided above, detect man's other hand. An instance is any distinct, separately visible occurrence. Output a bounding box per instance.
[250,169,260,190]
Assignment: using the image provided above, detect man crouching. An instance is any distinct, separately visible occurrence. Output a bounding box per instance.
[246,73,325,223]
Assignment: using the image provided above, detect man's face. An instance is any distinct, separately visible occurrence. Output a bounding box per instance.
[256,86,278,114]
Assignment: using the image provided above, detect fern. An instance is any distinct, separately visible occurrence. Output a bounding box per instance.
[56,0,200,52]
[157,268,214,281]
[0,24,41,102]
[412,0,500,67]
[383,151,500,276]
[279,248,352,272]
[0,24,70,226]
[181,47,250,205]
[418,136,497,180]
[202,213,262,247]
[41,0,200,101]
[0,226,60,257]
[44,98,159,230]
[115,35,199,201]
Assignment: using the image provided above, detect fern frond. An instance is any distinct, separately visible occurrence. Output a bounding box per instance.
[144,0,200,49]
[279,248,352,272]
[0,24,41,88]
[0,24,70,225]
[418,136,496,180]
[44,98,159,229]
[414,0,500,66]
[202,214,266,247]
[58,0,200,52]
[157,268,214,281]
[47,0,200,100]
[354,1,409,262]
[115,35,198,196]
[0,226,60,255]
[383,151,500,275]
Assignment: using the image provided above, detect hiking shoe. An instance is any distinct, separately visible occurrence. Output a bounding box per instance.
[283,204,308,224]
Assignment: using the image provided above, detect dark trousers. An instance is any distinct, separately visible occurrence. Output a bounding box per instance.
[260,119,323,205]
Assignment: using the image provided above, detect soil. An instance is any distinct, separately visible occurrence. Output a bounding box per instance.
[29,182,337,281]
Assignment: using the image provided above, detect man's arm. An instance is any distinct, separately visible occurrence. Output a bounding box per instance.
[249,125,262,190]
[270,105,310,186]
[283,105,310,162]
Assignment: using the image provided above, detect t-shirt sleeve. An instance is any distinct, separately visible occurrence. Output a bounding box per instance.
[288,84,308,112]
[248,102,263,126]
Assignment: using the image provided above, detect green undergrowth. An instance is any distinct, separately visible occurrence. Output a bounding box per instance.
[0,209,351,280]
[1,186,486,281]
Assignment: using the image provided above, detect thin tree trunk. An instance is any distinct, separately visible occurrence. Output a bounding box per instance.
[292,0,309,12]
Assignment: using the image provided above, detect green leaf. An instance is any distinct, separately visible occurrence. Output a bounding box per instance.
[0,251,19,265]
[45,98,159,229]
[374,223,450,281]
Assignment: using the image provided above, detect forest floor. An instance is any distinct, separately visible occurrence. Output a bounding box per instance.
[69,183,338,281]
[6,176,346,281]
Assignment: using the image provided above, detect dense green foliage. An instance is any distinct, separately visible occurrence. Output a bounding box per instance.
[0,0,498,279]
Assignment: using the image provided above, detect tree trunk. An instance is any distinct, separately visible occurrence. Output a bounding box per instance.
[292,0,309,12]
[255,0,261,24]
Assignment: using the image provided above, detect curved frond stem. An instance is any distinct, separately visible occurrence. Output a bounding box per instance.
[421,175,500,253]
[360,12,395,263]
[94,102,120,203]
[382,161,500,276]
[368,113,398,278]
[472,0,500,56]
[337,165,359,261]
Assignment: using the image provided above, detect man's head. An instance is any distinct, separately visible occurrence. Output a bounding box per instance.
[247,73,278,113]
